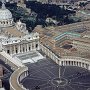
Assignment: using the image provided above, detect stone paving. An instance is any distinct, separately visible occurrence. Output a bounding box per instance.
[21,58,90,90]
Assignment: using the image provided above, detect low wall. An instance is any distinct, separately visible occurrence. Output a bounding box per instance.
[0,51,24,70]
[10,66,28,90]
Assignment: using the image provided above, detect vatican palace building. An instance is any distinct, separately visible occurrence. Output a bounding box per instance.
[0,1,90,90]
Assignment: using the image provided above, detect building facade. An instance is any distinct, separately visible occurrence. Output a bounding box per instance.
[0,2,40,56]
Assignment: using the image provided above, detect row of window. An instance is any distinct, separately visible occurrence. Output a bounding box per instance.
[6,38,39,44]
[0,20,13,25]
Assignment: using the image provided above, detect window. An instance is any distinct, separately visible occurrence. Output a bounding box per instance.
[7,21,8,24]
[7,50,10,54]
[36,44,38,48]
[29,46,30,51]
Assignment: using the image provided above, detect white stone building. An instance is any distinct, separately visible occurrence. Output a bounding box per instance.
[0,2,40,57]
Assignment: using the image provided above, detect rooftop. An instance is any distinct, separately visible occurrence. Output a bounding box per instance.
[34,20,90,59]
[2,26,25,37]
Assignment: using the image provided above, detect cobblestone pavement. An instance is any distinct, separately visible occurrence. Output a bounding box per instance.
[21,58,90,90]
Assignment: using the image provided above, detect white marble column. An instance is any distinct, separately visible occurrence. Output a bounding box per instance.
[33,42,36,50]
[8,21,10,26]
[81,63,82,67]
[21,45,23,53]
[82,63,84,67]
[75,61,76,66]
[88,65,90,70]
[78,62,80,66]
[31,43,32,51]
[27,44,29,52]
[84,63,86,68]
[59,60,61,66]
[25,72,27,77]
[18,44,20,53]
[47,49,49,56]
[79,62,81,67]
[86,64,89,69]
[10,46,12,55]
[24,44,26,52]
[37,41,40,50]
[64,61,66,66]
[67,61,69,65]
[14,45,16,54]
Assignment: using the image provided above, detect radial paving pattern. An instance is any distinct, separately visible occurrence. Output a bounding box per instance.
[21,58,90,90]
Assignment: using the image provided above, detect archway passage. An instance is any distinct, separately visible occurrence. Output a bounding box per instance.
[21,58,90,90]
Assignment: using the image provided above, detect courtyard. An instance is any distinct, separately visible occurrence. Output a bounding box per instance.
[13,51,45,64]
[21,58,90,90]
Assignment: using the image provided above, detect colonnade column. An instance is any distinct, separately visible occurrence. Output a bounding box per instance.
[86,64,89,70]
[33,42,36,50]
[81,63,83,67]
[37,41,40,50]
[14,45,16,54]
[64,61,66,65]
[84,63,86,68]
[18,44,20,53]
[67,61,69,65]
[10,46,12,55]
[59,60,61,66]
[79,62,81,67]
[27,44,29,52]
[21,45,23,53]
[24,44,26,52]
[31,43,32,51]
[88,65,90,70]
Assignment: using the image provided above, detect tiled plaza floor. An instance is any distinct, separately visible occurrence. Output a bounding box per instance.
[21,58,90,90]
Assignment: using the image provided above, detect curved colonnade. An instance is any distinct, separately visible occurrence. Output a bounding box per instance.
[9,56,90,90]
[10,67,28,90]
[40,44,90,70]
[0,51,28,90]
[60,57,90,70]
[1,44,90,90]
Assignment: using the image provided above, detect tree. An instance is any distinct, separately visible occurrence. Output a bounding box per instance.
[79,2,87,8]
